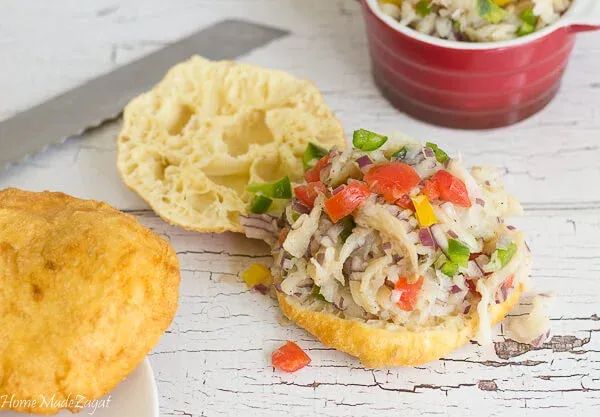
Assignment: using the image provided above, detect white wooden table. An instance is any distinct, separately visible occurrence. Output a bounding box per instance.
[2,1,600,416]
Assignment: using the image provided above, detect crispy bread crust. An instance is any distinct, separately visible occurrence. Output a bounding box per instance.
[0,189,180,414]
[278,283,523,368]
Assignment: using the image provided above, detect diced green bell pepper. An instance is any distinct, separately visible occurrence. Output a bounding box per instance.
[520,6,537,26]
[416,0,432,17]
[425,142,449,164]
[477,0,507,23]
[311,285,326,301]
[339,216,356,244]
[302,142,328,170]
[447,238,471,268]
[392,146,407,160]
[441,261,459,277]
[352,129,388,151]
[496,242,517,268]
[247,176,292,199]
[249,194,273,214]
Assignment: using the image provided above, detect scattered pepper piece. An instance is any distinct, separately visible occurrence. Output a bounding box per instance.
[242,264,272,289]
[272,341,311,372]
[411,194,438,227]
[352,129,388,151]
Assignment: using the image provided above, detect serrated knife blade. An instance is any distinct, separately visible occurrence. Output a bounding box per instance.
[0,19,289,171]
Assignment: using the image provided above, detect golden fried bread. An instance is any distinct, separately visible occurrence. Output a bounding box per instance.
[0,189,180,414]
[117,56,346,233]
[278,283,523,368]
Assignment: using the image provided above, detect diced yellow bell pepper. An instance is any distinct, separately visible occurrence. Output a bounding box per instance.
[379,0,403,6]
[492,0,513,6]
[411,194,438,227]
[242,264,272,288]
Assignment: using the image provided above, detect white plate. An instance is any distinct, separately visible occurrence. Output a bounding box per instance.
[2,359,158,417]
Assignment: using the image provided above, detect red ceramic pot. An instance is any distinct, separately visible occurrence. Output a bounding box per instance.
[361,0,600,129]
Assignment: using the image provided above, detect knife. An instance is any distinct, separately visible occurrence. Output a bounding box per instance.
[0,19,289,170]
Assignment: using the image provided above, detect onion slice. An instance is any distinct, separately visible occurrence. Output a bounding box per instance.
[332,185,345,195]
[293,201,311,214]
[418,227,435,247]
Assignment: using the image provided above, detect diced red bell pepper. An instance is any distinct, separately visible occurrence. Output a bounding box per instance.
[394,275,424,311]
[294,181,327,208]
[364,162,421,203]
[271,341,311,372]
[324,182,371,223]
[428,170,471,207]
[304,154,330,183]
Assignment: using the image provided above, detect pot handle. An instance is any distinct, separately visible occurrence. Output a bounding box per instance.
[565,0,600,32]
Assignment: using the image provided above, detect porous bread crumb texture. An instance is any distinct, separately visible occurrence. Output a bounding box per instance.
[0,188,180,414]
[117,56,346,233]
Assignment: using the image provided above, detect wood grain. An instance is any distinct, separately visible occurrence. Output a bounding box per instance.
[1,0,599,416]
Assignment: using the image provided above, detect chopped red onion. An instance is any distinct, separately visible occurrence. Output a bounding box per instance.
[392,254,403,264]
[253,284,269,295]
[316,252,325,265]
[334,296,346,311]
[319,164,332,182]
[423,147,435,159]
[332,185,345,195]
[273,283,284,293]
[450,285,462,294]
[418,227,435,247]
[497,217,504,224]
[356,155,373,168]
[507,225,516,230]
[467,260,484,277]
[293,201,311,214]
[525,241,531,252]
[447,229,459,239]
[475,198,485,207]
[382,241,393,253]
[464,305,471,314]
[495,285,508,304]
[485,180,491,186]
